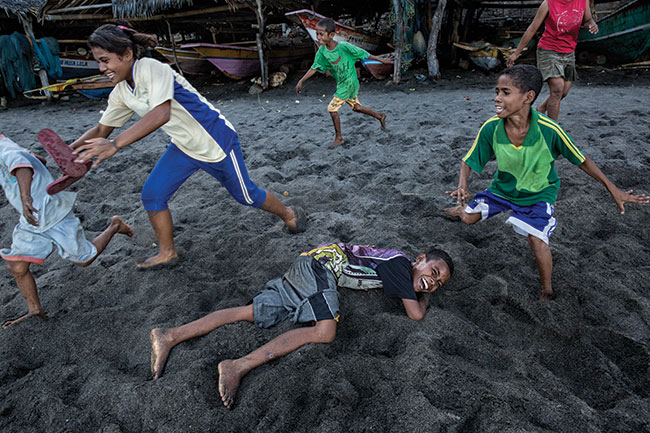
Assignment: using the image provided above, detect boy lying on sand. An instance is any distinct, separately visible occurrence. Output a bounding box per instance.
[445,64,649,301]
[0,135,133,328]
[150,242,453,409]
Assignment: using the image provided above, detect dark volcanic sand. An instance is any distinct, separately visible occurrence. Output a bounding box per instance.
[1,68,649,433]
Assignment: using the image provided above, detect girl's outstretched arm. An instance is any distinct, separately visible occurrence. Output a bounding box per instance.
[73,100,171,167]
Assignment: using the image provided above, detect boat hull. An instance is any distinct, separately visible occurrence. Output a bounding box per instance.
[59,58,100,80]
[185,43,314,79]
[155,46,213,76]
[285,9,386,53]
[578,0,650,62]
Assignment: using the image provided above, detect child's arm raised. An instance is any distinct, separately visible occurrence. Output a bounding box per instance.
[446,161,472,205]
[579,156,650,214]
[296,68,317,94]
[74,100,171,167]
[13,167,38,226]
[506,0,549,67]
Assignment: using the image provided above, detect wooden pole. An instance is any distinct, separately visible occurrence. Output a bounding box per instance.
[392,0,403,84]
[427,0,448,79]
[19,15,52,102]
[253,0,268,89]
[165,18,184,76]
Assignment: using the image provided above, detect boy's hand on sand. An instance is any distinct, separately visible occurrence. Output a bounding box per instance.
[295,82,303,94]
[610,188,650,215]
[73,138,118,167]
[21,195,39,226]
[445,187,469,205]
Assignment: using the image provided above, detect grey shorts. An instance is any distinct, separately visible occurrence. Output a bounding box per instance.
[252,255,339,329]
[536,47,577,82]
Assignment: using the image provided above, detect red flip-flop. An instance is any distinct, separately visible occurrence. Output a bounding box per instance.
[37,128,90,178]
[46,174,84,195]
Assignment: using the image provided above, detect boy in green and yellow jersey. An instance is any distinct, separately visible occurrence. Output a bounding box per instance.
[444,64,649,301]
[295,18,392,149]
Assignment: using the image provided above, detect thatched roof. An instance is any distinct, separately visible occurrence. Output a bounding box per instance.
[1,0,44,16]
[113,0,195,18]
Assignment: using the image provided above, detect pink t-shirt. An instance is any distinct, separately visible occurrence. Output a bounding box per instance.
[538,0,586,53]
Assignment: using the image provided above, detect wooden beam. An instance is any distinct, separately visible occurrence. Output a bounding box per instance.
[43,5,245,21]
[47,4,112,14]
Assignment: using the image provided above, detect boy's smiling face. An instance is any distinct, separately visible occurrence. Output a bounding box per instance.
[91,46,134,85]
[315,25,335,47]
[494,74,535,119]
[411,254,451,294]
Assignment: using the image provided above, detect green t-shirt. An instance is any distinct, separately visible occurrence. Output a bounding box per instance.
[311,41,370,100]
[462,109,586,205]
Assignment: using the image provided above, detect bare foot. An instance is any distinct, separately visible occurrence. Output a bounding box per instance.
[136,252,179,270]
[328,137,344,150]
[218,359,246,409]
[150,328,175,379]
[443,205,463,219]
[111,216,134,237]
[539,289,555,301]
[379,113,387,130]
[2,309,47,329]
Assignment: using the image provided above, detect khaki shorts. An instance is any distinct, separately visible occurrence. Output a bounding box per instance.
[327,96,360,112]
[536,47,577,82]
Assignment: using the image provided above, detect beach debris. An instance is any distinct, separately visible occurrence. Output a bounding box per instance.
[283,191,289,196]
[295,100,300,103]
[464,96,471,100]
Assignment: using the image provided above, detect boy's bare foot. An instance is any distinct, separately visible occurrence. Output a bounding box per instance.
[2,309,47,329]
[539,289,555,301]
[150,328,173,379]
[328,137,344,149]
[443,205,463,219]
[218,359,246,409]
[111,216,134,237]
[137,253,179,270]
[379,113,387,130]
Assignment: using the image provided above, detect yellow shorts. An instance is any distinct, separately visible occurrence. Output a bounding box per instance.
[327,96,360,112]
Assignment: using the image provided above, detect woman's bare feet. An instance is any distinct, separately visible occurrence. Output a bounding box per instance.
[218,359,248,409]
[2,308,47,329]
[150,328,176,379]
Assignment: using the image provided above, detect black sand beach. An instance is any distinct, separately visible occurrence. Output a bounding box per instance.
[1,68,649,432]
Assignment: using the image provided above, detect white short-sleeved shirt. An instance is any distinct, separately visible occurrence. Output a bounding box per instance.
[0,136,76,232]
[99,58,238,162]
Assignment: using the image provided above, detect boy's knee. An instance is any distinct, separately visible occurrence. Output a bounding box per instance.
[6,260,30,277]
[351,103,361,112]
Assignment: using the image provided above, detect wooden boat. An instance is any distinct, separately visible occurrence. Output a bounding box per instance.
[24,75,113,99]
[59,57,100,80]
[185,42,314,79]
[285,9,387,53]
[577,0,650,63]
[360,54,394,79]
[154,46,213,76]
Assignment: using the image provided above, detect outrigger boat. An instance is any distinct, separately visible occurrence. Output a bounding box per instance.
[577,0,650,63]
[185,42,314,79]
[23,75,113,100]
[154,45,213,76]
[285,9,388,53]
[59,57,100,80]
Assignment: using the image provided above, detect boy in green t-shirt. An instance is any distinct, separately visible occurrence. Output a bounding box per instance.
[444,64,649,301]
[295,18,393,149]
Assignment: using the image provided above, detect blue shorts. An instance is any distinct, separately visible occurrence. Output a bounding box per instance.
[0,211,97,265]
[253,256,339,329]
[465,190,557,244]
[141,141,267,211]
